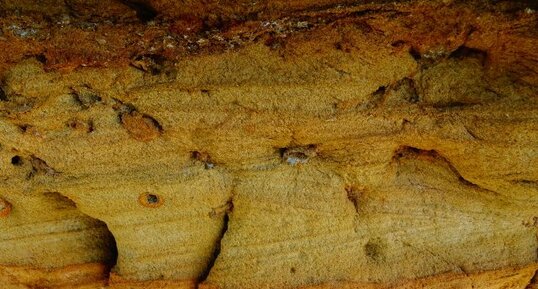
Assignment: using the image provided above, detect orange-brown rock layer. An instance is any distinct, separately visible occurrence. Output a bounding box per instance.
[0,0,537,288]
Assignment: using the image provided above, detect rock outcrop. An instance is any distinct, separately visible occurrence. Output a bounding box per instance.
[0,0,537,288]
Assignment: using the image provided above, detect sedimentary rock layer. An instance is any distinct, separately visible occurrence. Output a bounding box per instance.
[0,0,537,288]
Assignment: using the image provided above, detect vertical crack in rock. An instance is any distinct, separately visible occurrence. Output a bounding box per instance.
[535,231,538,254]
[0,1,537,288]
[54,167,233,283]
[200,201,231,282]
[0,86,6,101]
[526,269,538,289]
[204,164,361,289]
[345,186,361,213]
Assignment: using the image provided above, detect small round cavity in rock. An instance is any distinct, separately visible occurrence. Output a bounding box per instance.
[11,156,23,166]
[281,145,317,166]
[138,193,163,208]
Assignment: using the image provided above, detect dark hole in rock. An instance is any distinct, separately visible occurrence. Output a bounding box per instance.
[449,46,487,65]
[391,40,406,48]
[409,47,421,60]
[373,85,386,97]
[0,87,6,101]
[364,241,382,261]
[18,124,30,133]
[121,0,157,22]
[35,53,47,64]
[139,192,163,208]
[280,145,317,165]
[11,155,23,166]
[147,194,159,204]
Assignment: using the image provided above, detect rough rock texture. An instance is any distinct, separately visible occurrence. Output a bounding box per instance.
[0,0,537,288]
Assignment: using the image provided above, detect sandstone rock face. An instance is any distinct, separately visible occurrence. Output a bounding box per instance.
[0,0,537,288]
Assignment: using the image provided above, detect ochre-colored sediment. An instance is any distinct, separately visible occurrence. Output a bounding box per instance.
[0,263,109,289]
[0,0,537,288]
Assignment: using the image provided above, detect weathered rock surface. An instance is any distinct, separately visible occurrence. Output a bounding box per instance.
[0,0,537,288]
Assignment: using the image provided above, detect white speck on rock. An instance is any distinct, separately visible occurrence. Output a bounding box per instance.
[286,156,308,166]
[296,21,309,29]
[9,24,38,38]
